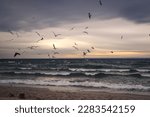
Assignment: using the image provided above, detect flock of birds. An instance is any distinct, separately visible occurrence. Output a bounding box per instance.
[13,29,96,58]
[10,0,104,58]
[6,0,150,58]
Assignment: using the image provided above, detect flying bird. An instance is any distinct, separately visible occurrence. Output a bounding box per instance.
[53,32,61,37]
[88,12,92,19]
[14,52,21,57]
[91,47,95,49]
[72,46,79,50]
[37,37,44,42]
[35,32,41,37]
[8,30,14,35]
[83,31,88,35]
[74,42,78,46]
[27,46,38,49]
[70,27,75,30]
[53,44,56,50]
[121,35,123,40]
[48,54,50,58]
[98,0,102,6]
[83,52,87,56]
[110,51,114,53]
[87,49,91,53]
[85,27,88,29]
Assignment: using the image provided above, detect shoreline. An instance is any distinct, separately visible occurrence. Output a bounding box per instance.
[0,83,150,100]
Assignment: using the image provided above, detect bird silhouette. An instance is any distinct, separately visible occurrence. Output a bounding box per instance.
[8,30,14,35]
[70,27,75,30]
[48,54,50,58]
[27,46,38,49]
[72,46,79,50]
[91,47,95,49]
[74,42,78,46]
[53,44,57,50]
[110,51,114,53]
[37,37,44,42]
[121,35,123,40]
[35,32,41,37]
[98,0,102,6]
[88,12,92,19]
[53,32,61,37]
[85,27,88,29]
[14,52,21,57]
[83,31,88,34]
[83,52,87,56]
[87,49,91,53]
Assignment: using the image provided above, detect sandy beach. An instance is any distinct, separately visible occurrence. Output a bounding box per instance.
[0,83,150,100]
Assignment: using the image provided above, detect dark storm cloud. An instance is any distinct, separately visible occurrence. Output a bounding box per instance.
[104,0,150,23]
[0,0,150,32]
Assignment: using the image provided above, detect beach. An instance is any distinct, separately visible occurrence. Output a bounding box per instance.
[0,83,150,100]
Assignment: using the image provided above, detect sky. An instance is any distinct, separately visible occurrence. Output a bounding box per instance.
[0,0,150,58]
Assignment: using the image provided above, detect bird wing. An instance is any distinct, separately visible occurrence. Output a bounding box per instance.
[14,53,20,57]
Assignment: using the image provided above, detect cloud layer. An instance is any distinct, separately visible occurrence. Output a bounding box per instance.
[0,0,150,32]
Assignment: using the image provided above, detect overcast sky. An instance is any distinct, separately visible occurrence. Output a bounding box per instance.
[0,0,150,58]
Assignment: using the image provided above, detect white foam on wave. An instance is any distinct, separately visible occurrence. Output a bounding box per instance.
[14,71,70,76]
[19,67,32,70]
[0,79,149,91]
[69,68,97,72]
[141,73,150,77]
[99,69,130,72]
[136,69,150,72]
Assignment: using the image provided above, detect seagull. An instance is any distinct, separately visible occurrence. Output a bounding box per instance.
[87,49,91,53]
[70,27,75,30]
[85,27,88,29]
[91,46,95,49]
[53,44,56,50]
[48,54,50,58]
[53,32,61,37]
[74,42,78,46]
[83,52,87,56]
[8,30,14,35]
[27,46,38,49]
[72,46,79,50]
[83,31,88,35]
[14,52,21,57]
[35,32,41,37]
[88,12,92,19]
[121,35,123,40]
[110,51,114,53]
[37,37,44,42]
[98,0,102,6]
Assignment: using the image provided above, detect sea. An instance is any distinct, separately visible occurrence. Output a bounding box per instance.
[0,58,150,94]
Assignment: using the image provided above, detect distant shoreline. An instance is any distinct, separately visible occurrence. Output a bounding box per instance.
[0,83,150,100]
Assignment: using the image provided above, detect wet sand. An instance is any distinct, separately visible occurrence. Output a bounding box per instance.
[0,84,150,100]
